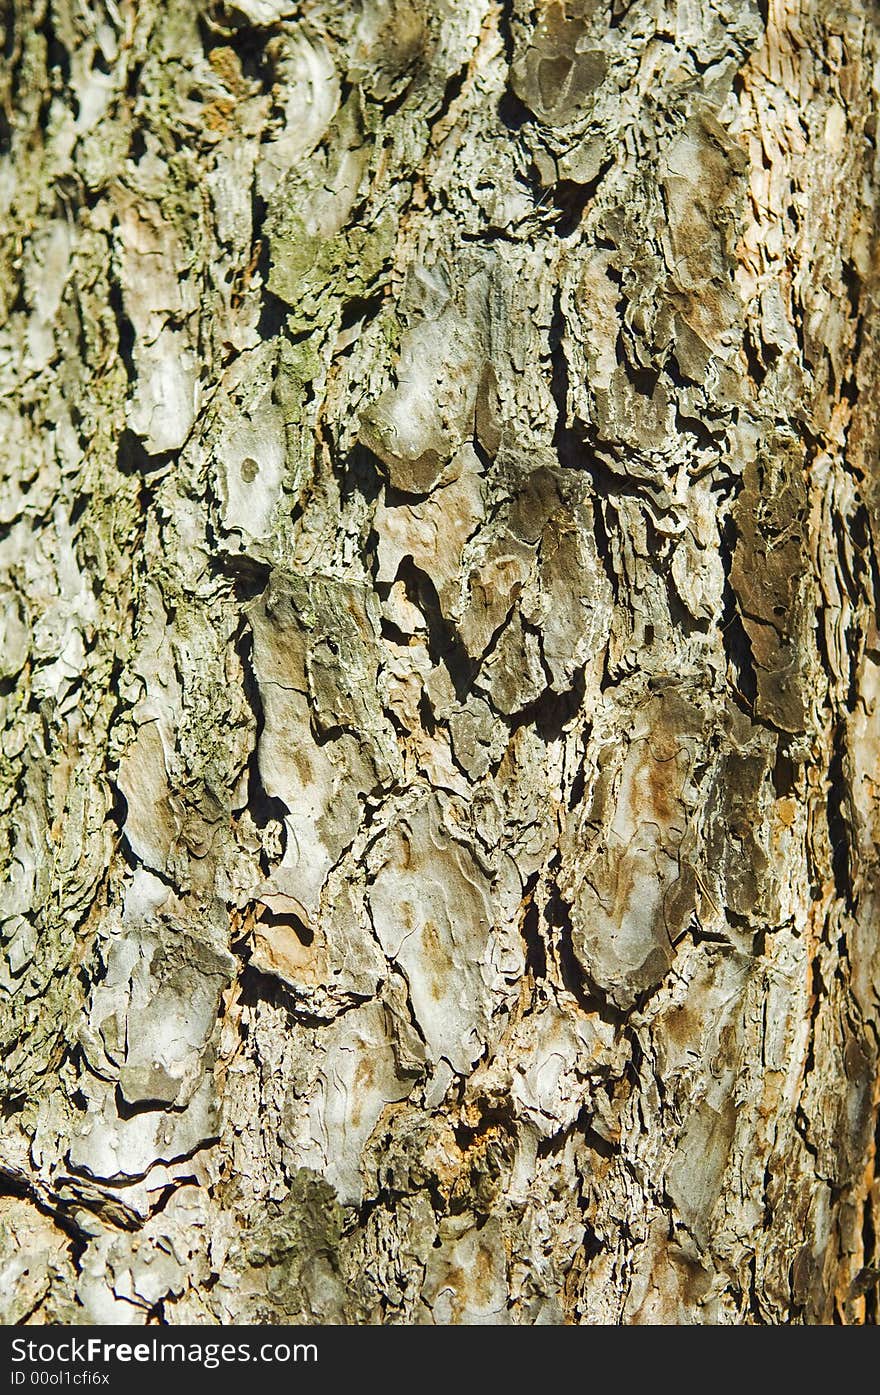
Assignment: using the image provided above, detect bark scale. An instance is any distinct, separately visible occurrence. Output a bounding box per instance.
[1,0,880,1325]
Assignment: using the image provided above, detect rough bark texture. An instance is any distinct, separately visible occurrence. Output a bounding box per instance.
[2,0,880,1326]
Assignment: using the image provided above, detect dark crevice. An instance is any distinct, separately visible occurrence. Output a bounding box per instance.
[198,15,272,89]
[211,550,272,603]
[374,78,419,122]
[69,491,89,529]
[772,738,798,798]
[0,1168,90,1266]
[582,1125,615,1160]
[579,1224,605,1280]
[114,1085,180,1120]
[567,729,590,811]
[851,501,871,571]
[865,513,880,635]
[747,1253,765,1323]
[471,434,495,472]
[673,407,723,451]
[551,907,589,1011]
[453,1107,515,1153]
[507,667,586,743]
[496,0,516,67]
[827,721,855,911]
[520,875,546,980]
[116,428,172,476]
[4,276,27,318]
[108,277,136,383]
[839,369,858,408]
[560,158,611,231]
[257,906,314,945]
[544,870,615,1018]
[797,956,825,1107]
[146,1297,168,1325]
[125,60,144,100]
[2,8,15,63]
[719,514,757,714]
[340,441,384,510]
[234,623,289,841]
[496,0,532,130]
[550,173,604,239]
[497,93,530,135]
[129,126,147,162]
[569,758,588,814]
[397,557,475,702]
[742,325,768,386]
[379,614,413,648]
[44,15,73,109]
[610,0,637,26]
[536,1106,590,1159]
[417,690,435,736]
[814,600,832,677]
[107,783,141,873]
[338,290,385,338]
[591,497,618,604]
[833,504,864,602]
[664,573,710,636]
[681,919,733,948]
[237,961,308,1018]
[618,345,659,399]
[432,64,467,126]
[549,290,585,470]
[864,1123,880,1323]
[252,187,288,340]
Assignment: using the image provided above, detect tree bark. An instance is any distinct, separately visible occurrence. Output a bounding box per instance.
[1,0,880,1326]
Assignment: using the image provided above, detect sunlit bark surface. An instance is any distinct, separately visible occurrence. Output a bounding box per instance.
[2,0,880,1324]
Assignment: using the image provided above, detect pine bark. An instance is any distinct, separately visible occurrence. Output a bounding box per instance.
[2,0,880,1325]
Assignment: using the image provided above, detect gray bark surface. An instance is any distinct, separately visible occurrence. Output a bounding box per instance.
[1,0,880,1325]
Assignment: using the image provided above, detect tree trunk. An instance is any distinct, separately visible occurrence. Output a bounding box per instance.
[1,0,880,1326]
